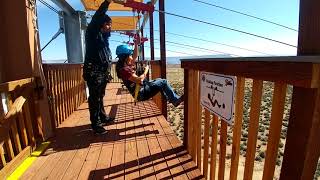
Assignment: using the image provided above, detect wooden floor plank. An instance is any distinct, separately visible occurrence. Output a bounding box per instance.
[124,102,140,179]
[31,149,65,180]
[48,112,90,180]
[20,109,85,179]
[153,115,189,180]
[144,116,172,179]
[133,102,156,180]
[92,144,114,180]
[21,83,201,180]
[157,115,203,180]
[77,144,102,180]
[92,114,117,180]
[78,95,119,180]
[29,110,87,180]
[108,95,126,180]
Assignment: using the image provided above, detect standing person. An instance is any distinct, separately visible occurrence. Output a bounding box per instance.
[83,0,116,134]
[115,43,184,106]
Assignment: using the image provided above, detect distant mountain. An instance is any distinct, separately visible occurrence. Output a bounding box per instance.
[42,59,67,64]
[166,54,232,64]
[43,54,232,64]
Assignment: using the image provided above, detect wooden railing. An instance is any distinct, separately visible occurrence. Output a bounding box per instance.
[150,60,163,112]
[110,62,122,83]
[181,56,320,180]
[43,64,86,128]
[0,78,37,177]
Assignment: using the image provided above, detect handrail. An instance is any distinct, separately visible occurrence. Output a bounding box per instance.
[43,63,87,128]
[181,57,320,88]
[0,78,34,93]
[181,56,320,179]
[0,79,36,177]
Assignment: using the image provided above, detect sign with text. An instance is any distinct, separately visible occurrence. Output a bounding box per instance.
[200,72,236,124]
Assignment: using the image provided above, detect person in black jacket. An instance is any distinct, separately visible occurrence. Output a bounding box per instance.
[83,0,116,134]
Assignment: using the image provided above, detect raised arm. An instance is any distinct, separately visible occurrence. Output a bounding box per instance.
[89,0,111,29]
[128,43,149,84]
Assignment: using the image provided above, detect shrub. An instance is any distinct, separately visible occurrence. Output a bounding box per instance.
[255,156,262,162]
[259,151,265,158]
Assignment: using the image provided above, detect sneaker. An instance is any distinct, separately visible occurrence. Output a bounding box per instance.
[101,117,115,125]
[172,95,184,107]
[93,126,107,134]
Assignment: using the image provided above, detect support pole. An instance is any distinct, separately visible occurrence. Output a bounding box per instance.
[149,11,155,60]
[141,28,145,60]
[159,0,167,118]
[61,11,86,63]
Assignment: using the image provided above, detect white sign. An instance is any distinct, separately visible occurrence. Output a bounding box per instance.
[200,72,236,124]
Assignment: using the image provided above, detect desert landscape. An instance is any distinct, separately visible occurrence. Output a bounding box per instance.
[165,64,320,180]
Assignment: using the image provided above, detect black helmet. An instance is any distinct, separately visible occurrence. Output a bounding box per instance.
[102,14,112,24]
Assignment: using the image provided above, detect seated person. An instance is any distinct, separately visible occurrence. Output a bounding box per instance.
[115,43,184,107]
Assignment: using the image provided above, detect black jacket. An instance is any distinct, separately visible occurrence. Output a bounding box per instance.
[84,1,112,69]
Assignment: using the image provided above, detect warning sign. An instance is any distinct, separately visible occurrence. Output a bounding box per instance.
[200,72,236,124]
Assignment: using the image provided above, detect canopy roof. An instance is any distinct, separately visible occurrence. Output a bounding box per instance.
[81,0,144,11]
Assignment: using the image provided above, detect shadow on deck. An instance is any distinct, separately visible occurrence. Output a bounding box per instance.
[21,83,203,180]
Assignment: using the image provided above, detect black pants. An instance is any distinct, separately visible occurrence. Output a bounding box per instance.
[86,74,108,128]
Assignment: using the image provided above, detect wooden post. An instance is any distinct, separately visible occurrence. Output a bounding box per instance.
[0,0,53,140]
[280,0,320,179]
[159,0,167,118]
[183,69,189,148]
[141,28,145,61]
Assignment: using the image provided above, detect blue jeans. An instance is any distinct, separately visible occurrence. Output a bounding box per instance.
[138,78,180,104]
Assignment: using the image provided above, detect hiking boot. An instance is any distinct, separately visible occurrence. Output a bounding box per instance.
[101,117,115,125]
[173,95,184,107]
[93,126,107,134]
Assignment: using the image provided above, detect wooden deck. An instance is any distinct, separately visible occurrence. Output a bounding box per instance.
[21,83,202,180]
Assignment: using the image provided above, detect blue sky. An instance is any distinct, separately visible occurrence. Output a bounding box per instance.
[37,0,299,61]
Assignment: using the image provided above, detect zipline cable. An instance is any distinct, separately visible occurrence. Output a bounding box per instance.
[110,39,197,56]
[112,27,273,56]
[113,32,241,57]
[153,38,240,57]
[194,0,297,32]
[154,9,297,48]
[38,0,59,14]
[152,30,274,56]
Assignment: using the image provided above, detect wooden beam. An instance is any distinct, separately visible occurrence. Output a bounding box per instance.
[159,0,167,118]
[111,16,138,31]
[0,146,31,179]
[81,0,143,11]
[181,59,320,88]
[183,69,189,148]
[0,78,34,93]
[280,0,320,179]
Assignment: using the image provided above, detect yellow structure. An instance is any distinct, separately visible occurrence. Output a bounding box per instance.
[112,16,139,31]
[81,0,143,11]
